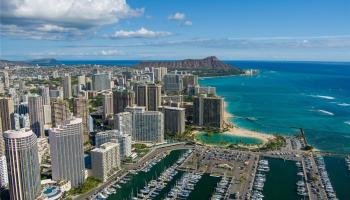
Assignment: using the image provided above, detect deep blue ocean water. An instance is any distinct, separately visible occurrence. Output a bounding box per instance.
[200,61,350,153]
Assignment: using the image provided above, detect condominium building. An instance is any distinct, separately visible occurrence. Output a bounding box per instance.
[162,106,186,135]
[152,67,167,83]
[193,96,224,129]
[95,130,132,159]
[4,129,41,200]
[63,74,72,99]
[28,95,45,137]
[102,92,113,119]
[132,110,164,143]
[73,96,89,142]
[51,99,70,127]
[147,83,162,111]
[0,155,8,187]
[43,104,52,125]
[163,73,183,92]
[114,112,133,136]
[49,118,85,187]
[0,97,14,132]
[92,73,111,91]
[91,140,120,182]
[113,89,135,114]
[38,86,51,105]
[135,83,148,108]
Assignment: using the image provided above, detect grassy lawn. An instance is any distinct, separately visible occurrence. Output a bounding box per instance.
[68,177,101,196]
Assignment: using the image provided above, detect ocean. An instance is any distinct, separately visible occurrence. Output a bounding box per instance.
[200,61,350,153]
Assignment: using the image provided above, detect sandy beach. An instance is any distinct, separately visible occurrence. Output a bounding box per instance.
[223,101,275,143]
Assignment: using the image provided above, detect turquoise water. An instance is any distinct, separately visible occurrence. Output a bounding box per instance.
[200,61,350,153]
[262,158,299,200]
[324,156,350,200]
[195,132,263,145]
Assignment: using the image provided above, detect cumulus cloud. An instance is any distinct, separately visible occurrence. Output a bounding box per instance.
[168,12,186,21]
[183,20,193,26]
[110,27,172,39]
[0,0,144,39]
[168,12,192,26]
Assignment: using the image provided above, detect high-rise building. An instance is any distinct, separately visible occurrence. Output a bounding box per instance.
[2,71,10,89]
[28,95,45,137]
[102,92,113,119]
[152,67,167,83]
[43,104,52,125]
[49,89,63,99]
[49,118,85,187]
[0,97,14,132]
[135,83,148,108]
[73,96,89,142]
[92,73,111,91]
[51,99,70,127]
[112,89,135,114]
[0,155,8,187]
[4,129,41,200]
[38,86,51,105]
[0,117,3,156]
[148,83,162,111]
[182,74,198,90]
[78,75,86,88]
[193,96,224,129]
[132,110,164,143]
[95,130,132,159]
[163,73,183,92]
[163,106,186,135]
[114,112,133,136]
[63,74,72,99]
[91,140,120,182]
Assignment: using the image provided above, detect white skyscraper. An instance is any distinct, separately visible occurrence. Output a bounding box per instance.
[49,118,85,187]
[28,95,45,137]
[4,129,41,200]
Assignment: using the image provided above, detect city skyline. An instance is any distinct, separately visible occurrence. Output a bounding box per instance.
[1,0,350,61]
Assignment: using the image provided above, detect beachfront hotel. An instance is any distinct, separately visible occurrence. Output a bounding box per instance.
[193,96,224,129]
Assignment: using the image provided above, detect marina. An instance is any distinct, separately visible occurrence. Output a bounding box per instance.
[314,156,337,200]
[104,149,187,200]
[261,158,299,200]
[324,156,350,200]
[84,145,348,200]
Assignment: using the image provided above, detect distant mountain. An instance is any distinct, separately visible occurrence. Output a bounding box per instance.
[29,58,58,65]
[134,56,244,76]
[135,56,236,70]
[0,60,32,68]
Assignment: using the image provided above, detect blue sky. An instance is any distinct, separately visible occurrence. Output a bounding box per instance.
[1,0,349,61]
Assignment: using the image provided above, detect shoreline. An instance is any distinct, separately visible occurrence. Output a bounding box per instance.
[222,101,275,143]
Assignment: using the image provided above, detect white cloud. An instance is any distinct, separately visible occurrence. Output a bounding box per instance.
[184,20,192,26]
[168,12,186,21]
[111,27,171,38]
[168,12,193,26]
[0,0,144,39]
[98,50,125,56]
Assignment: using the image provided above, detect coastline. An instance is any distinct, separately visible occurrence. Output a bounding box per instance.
[222,101,275,143]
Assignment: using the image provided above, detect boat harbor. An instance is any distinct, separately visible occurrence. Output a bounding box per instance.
[80,144,348,200]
